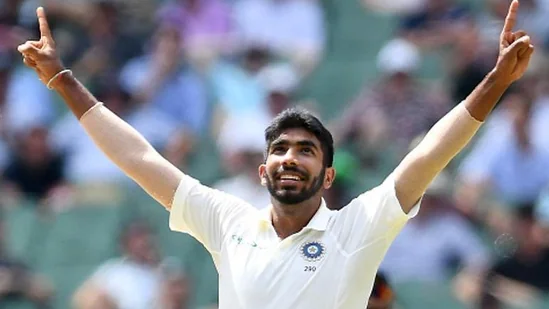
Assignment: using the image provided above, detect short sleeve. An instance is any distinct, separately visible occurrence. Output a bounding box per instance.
[169,174,256,253]
[331,174,420,253]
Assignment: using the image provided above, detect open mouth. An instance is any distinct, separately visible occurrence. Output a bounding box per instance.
[277,173,305,186]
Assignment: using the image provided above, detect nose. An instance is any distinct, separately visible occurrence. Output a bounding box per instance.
[281,148,299,167]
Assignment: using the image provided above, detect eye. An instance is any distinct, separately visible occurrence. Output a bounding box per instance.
[271,146,286,154]
[301,147,313,154]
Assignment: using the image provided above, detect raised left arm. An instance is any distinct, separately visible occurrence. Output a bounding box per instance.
[392,0,534,213]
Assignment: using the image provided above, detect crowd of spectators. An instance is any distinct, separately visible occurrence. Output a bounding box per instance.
[1,0,549,308]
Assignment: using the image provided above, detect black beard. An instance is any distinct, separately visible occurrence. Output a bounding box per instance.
[266,167,326,205]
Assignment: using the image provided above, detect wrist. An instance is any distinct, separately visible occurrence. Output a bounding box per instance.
[47,69,73,90]
[488,67,514,88]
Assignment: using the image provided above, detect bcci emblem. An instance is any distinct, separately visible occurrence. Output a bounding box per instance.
[300,241,326,262]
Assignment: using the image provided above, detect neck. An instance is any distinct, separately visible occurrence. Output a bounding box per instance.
[271,196,322,239]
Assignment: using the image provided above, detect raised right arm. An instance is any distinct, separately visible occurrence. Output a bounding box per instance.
[17,7,183,209]
[58,75,184,209]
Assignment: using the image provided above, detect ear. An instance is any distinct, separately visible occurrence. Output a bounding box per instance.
[258,164,267,187]
[323,167,336,190]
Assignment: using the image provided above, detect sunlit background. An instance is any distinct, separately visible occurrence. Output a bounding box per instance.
[0,0,549,308]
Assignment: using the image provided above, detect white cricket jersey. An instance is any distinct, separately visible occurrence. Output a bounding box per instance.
[169,173,420,309]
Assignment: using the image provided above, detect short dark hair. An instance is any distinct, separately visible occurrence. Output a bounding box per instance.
[264,107,334,167]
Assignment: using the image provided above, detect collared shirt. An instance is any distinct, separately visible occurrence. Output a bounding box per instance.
[169,173,419,309]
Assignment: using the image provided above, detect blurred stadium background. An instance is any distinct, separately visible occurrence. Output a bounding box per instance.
[0,0,549,308]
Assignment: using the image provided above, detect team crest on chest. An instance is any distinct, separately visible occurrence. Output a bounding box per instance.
[300,241,326,262]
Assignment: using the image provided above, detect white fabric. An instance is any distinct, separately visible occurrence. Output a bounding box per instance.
[393,102,482,208]
[78,103,183,208]
[90,258,162,309]
[234,0,325,54]
[257,62,300,94]
[169,173,419,309]
[213,174,271,210]
[376,38,420,74]
[363,0,426,14]
[216,113,269,156]
[52,106,177,184]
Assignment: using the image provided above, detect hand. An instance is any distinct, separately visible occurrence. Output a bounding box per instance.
[17,7,65,86]
[494,0,534,83]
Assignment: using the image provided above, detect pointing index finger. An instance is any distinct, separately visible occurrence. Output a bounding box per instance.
[503,0,519,34]
[36,7,53,40]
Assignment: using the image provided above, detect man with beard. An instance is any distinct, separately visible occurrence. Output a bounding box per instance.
[17,1,534,308]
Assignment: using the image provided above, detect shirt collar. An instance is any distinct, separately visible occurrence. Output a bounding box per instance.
[258,199,332,232]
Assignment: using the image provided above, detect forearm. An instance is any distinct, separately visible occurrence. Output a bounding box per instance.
[394,71,509,210]
[53,74,183,209]
[52,72,98,119]
[415,69,509,165]
[463,70,511,121]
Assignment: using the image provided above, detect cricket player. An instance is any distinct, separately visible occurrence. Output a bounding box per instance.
[18,1,533,308]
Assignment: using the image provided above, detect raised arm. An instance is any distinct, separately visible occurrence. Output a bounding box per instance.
[392,0,534,213]
[17,7,183,209]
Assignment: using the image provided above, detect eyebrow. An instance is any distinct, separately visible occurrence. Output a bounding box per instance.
[271,139,319,151]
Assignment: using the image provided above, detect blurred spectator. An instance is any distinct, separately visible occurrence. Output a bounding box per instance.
[4,0,549,308]
[72,220,166,309]
[398,0,472,50]
[30,0,97,65]
[1,125,66,204]
[214,114,271,209]
[1,2,53,133]
[0,218,53,308]
[119,22,209,138]
[324,150,362,210]
[233,0,326,74]
[480,205,549,309]
[257,62,300,117]
[456,88,549,219]
[37,0,94,24]
[367,272,394,309]
[0,0,37,62]
[334,38,450,162]
[380,172,489,285]
[70,0,144,90]
[477,0,549,52]
[86,0,160,40]
[0,67,11,172]
[49,78,177,186]
[209,46,271,128]
[212,60,312,207]
[362,0,425,15]
[49,83,130,186]
[535,187,549,246]
[3,65,56,137]
[448,20,498,103]
[475,0,513,49]
[157,0,233,71]
[0,141,7,174]
[0,0,23,26]
[157,258,193,309]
